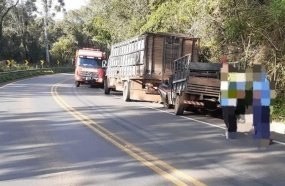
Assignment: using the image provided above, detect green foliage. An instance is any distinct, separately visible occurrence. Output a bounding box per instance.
[82,16,112,50]
[87,0,150,42]
[51,35,77,63]
[1,0,44,62]
[224,18,247,41]
[0,67,74,84]
[141,0,199,34]
[141,1,180,32]
[269,0,285,19]
[272,97,285,122]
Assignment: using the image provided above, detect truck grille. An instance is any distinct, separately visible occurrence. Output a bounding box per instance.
[80,71,98,78]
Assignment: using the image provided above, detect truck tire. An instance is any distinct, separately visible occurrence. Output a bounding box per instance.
[104,79,110,94]
[163,97,171,109]
[174,95,184,115]
[123,81,130,102]
[75,81,80,87]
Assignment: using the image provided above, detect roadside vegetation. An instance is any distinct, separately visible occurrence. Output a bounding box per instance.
[0,0,284,121]
[0,63,74,84]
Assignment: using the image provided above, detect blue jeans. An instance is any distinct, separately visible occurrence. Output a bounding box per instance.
[253,106,270,139]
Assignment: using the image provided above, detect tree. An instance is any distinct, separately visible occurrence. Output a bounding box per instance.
[141,0,194,33]
[0,0,19,59]
[50,35,77,63]
[88,0,151,42]
[38,0,65,65]
[13,0,37,60]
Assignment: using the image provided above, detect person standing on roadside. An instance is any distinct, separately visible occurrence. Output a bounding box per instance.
[252,64,275,147]
[220,59,238,139]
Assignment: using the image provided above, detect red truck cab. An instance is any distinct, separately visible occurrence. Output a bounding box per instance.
[74,48,107,87]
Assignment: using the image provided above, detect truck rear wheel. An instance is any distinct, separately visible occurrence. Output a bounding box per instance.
[174,95,184,115]
[123,81,130,102]
[104,79,110,94]
[75,81,80,87]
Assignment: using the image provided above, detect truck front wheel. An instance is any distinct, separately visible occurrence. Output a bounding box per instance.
[174,95,184,115]
[75,81,80,87]
[104,79,110,94]
[123,81,130,102]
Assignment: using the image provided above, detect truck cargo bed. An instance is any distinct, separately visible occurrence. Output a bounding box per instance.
[107,32,199,81]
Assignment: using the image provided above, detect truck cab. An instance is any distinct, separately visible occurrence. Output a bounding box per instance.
[74,48,106,87]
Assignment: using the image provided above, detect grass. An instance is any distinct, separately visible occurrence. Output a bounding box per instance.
[0,67,74,84]
[272,97,285,123]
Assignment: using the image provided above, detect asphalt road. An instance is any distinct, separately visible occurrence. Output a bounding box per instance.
[1,73,285,186]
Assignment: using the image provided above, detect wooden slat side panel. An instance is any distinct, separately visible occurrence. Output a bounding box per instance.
[163,37,181,80]
[187,76,220,87]
[192,39,200,62]
[146,35,154,75]
[152,36,164,76]
[182,39,193,56]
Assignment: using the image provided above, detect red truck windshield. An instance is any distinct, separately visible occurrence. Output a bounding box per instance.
[78,57,102,68]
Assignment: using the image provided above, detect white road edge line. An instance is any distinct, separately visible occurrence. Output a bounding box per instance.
[97,88,285,146]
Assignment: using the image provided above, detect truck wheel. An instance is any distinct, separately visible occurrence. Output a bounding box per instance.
[163,97,171,109]
[89,84,96,88]
[123,81,130,102]
[174,95,184,115]
[104,79,110,95]
[75,81,80,87]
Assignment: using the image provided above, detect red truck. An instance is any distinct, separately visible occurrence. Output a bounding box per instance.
[74,48,107,87]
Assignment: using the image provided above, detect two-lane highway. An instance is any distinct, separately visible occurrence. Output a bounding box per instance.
[1,73,285,186]
[0,74,172,186]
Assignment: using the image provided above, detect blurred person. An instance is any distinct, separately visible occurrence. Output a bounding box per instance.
[252,64,275,147]
[220,59,238,139]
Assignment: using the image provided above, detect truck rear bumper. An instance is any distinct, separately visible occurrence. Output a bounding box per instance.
[183,100,204,107]
[183,99,221,112]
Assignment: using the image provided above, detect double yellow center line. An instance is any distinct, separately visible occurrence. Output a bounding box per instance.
[51,81,206,186]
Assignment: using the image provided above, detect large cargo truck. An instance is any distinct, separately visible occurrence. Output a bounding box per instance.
[74,48,107,87]
[158,54,221,115]
[104,32,200,102]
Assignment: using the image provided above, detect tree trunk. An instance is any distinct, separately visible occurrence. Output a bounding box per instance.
[0,22,3,59]
[0,0,20,59]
